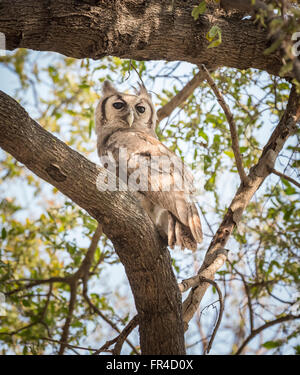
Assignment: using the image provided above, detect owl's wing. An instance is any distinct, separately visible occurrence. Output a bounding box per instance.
[103,129,202,244]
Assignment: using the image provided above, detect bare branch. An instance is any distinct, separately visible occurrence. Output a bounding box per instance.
[182,85,300,330]
[269,167,300,189]
[235,314,300,355]
[6,277,68,296]
[202,278,224,355]
[0,1,283,76]
[93,315,139,355]
[179,273,225,354]
[41,337,98,353]
[157,70,209,123]
[200,64,250,186]
[112,315,139,355]
[58,281,78,355]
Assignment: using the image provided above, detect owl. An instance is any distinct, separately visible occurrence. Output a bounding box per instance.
[95,81,203,251]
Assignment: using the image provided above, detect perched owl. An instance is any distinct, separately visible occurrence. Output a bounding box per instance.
[95,81,203,251]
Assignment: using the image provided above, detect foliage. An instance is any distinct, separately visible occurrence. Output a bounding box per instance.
[0,20,299,354]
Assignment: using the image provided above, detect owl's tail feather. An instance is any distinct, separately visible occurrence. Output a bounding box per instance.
[188,203,203,244]
[168,212,200,252]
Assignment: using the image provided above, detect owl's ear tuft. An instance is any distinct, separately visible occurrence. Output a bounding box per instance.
[137,82,152,99]
[102,81,118,96]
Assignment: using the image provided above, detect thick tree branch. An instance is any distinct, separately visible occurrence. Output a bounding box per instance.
[182,85,300,329]
[220,0,269,13]
[0,0,283,76]
[0,90,185,355]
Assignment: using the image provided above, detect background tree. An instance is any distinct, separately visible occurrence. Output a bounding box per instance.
[0,0,299,355]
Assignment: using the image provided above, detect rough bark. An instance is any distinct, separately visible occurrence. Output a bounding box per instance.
[0,90,186,355]
[0,0,282,76]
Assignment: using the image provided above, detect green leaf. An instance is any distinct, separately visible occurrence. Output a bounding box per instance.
[78,83,90,89]
[206,25,222,49]
[224,150,234,158]
[192,1,207,20]
[262,341,281,349]
[1,227,6,240]
[88,119,94,138]
[198,128,209,142]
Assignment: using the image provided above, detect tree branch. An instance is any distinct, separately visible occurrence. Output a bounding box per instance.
[0,0,283,76]
[200,64,250,186]
[58,281,78,355]
[220,0,269,13]
[182,85,300,330]
[0,90,185,355]
[112,315,139,355]
[269,167,300,189]
[179,276,224,354]
[157,70,209,123]
[235,314,300,355]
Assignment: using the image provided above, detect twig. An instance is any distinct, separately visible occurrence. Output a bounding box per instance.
[112,315,139,355]
[179,276,224,354]
[157,69,210,123]
[6,277,67,296]
[58,281,77,355]
[83,286,139,355]
[182,86,300,332]
[41,337,98,352]
[269,167,300,189]
[58,223,102,355]
[127,60,146,88]
[235,314,300,355]
[200,64,250,186]
[93,315,139,355]
[93,337,119,355]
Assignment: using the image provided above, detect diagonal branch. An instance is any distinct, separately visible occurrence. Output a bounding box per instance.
[269,167,300,189]
[0,90,185,355]
[235,314,300,355]
[112,315,139,355]
[200,64,250,186]
[157,70,211,123]
[182,85,300,331]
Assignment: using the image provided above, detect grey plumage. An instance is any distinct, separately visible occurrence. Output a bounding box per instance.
[95,81,203,251]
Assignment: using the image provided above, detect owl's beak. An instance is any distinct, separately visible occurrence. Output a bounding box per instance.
[127,109,134,127]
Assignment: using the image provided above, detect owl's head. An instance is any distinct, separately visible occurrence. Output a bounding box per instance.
[95,81,157,137]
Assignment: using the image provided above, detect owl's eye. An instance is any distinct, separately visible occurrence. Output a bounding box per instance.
[113,102,125,110]
[136,105,145,114]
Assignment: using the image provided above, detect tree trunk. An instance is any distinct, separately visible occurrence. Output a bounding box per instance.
[0,90,186,355]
